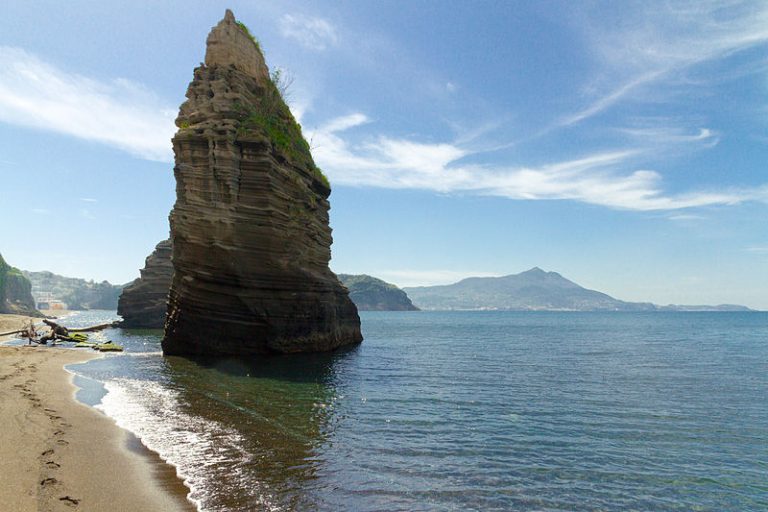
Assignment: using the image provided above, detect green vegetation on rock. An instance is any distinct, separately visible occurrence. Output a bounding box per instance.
[0,253,8,305]
[0,253,40,315]
[236,20,260,49]
[235,65,330,189]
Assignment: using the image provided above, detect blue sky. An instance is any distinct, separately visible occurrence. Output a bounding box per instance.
[0,1,766,308]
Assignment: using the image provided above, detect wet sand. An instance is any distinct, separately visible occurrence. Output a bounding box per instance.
[0,345,195,511]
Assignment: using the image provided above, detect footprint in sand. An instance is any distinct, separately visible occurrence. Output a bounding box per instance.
[40,477,58,487]
[45,461,61,469]
[41,449,54,457]
[59,496,80,507]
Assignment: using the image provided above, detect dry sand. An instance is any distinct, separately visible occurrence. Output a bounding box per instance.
[0,345,195,512]
[0,313,39,340]
[0,311,75,342]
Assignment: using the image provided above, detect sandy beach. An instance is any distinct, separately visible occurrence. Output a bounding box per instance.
[0,343,195,511]
[0,311,77,341]
[0,313,41,339]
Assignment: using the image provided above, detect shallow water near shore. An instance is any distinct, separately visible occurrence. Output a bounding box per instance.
[62,310,768,511]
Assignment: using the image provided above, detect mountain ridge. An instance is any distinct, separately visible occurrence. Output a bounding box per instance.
[404,268,754,312]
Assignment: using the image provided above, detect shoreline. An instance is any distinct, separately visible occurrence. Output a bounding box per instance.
[0,345,195,512]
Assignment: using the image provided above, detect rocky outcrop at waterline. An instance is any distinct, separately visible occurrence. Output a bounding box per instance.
[162,11,362,356]
[0,253,40,316]
[118,240,173,328]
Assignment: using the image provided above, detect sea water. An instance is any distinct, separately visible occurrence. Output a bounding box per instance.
[66,310,767,511]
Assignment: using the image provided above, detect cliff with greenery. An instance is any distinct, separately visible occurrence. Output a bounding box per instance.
[338,274,419,311]
[0,253,40,316]
[23,271,123,310]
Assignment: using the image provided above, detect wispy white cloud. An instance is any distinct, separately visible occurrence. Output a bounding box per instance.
[668,214,706,222]
[745,247,768,254]
[560,1,768,126]
[279,14,338,50]
[79,197,98,203]
[0,47,175,162]
[618,127,718,147]
[31,208,50,215]
[312,113,767,211]
[559,71,664,127]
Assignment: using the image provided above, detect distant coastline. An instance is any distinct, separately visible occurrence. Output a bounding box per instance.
[404,268,758,312]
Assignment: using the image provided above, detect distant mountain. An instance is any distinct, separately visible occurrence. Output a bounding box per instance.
[403,268,753,312]
[338,274,419,311]
[23,271,124,310]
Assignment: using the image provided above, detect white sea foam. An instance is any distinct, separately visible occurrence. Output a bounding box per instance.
[122,351,164,357]
[96,378,281,511]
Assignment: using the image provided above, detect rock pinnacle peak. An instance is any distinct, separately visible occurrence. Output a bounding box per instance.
[204,10,269,81]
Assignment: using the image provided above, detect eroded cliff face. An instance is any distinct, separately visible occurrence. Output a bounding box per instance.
[0,253,40,316]
[162,11,362,356]
[118,240,173,328]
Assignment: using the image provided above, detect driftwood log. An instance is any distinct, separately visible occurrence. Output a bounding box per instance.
[43,319,69,336]
[0,328,27,337]
[69,322,118,332]
[1,320,119,340]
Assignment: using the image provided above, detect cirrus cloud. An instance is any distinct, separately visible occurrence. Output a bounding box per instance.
[310,113,766,212]
[279,14,338,50]
[0,46,175,162]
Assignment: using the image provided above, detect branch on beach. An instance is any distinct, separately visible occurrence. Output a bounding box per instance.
[0,328,26,337]
[68,322,119,332]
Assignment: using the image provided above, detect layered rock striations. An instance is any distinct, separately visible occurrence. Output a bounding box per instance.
[118,239,173,328]
[162,11,362,356]
[0,253,40,316]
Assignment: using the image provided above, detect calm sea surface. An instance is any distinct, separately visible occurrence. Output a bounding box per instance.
[63,310,767,511]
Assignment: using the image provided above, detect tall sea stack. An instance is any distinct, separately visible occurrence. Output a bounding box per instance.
[162,11,362,356]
